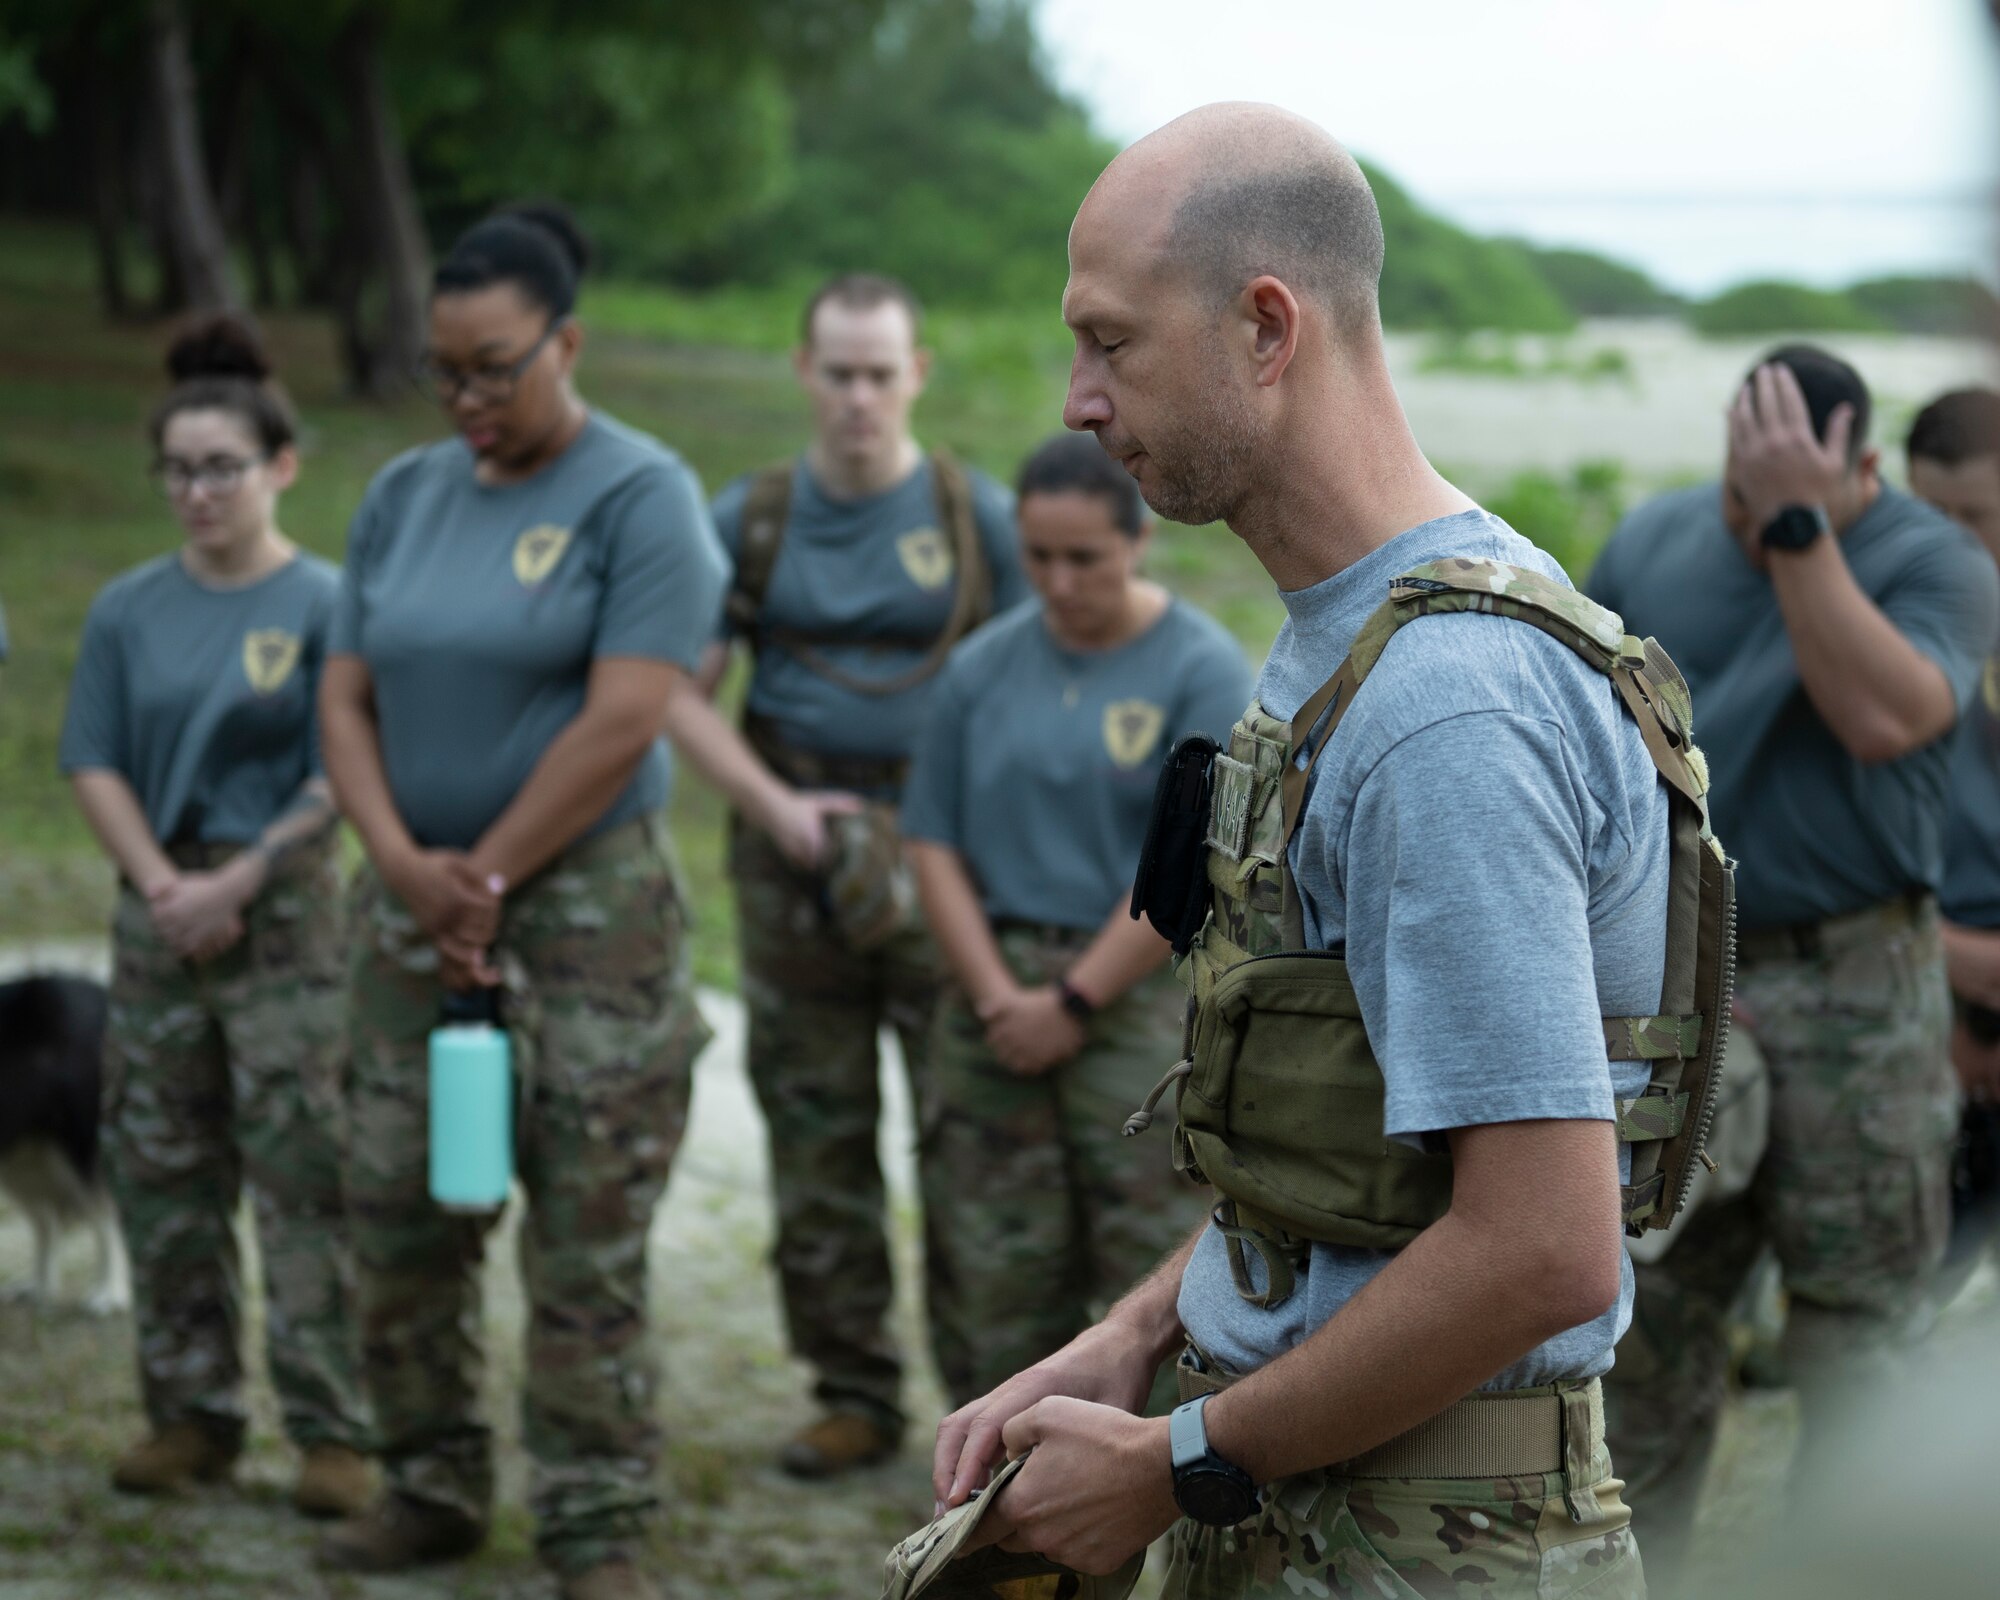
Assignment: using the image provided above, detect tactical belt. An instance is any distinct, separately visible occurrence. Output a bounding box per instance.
[1737,890,1934,965]
[1175,1344,1602,1480]
[743,711,908,798]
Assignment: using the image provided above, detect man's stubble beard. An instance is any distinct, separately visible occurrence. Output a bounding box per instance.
[1135,373,1262,528]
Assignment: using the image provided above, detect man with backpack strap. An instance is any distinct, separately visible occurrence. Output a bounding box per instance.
[693,274,1027,1477]
[915,104,1704,1599]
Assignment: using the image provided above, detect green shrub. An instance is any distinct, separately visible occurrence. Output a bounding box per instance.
[1691,281,1884,337]
[1845,275,1999,337]
[1486,460,1630,581]
[1516,245,1682,319]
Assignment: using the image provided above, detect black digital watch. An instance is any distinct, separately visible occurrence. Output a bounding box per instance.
[1759,503,1831,552]
[1168,1393,1259,1527]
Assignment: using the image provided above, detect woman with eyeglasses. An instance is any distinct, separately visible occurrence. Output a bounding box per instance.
[59,315,374,1514]
[315,204,727,1600]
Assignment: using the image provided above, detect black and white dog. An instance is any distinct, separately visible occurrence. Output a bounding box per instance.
[0,973,129,1313]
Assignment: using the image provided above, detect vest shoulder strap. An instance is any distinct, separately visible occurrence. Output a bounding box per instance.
[725,461,796,636]
[735,449,996,698]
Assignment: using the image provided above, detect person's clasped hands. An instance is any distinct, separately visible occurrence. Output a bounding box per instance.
[146,850,270,962]
[976,982,1085,1076]
[382,843,506,991]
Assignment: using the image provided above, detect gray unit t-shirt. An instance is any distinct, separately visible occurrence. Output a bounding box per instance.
[1588,484,1999,929]
[59,553,339,844]
[1943,656,2000,929]
[1177,510,1670,1391]
[330,412,727,850]
[901,596,1252,930]
[713,455,1029,765]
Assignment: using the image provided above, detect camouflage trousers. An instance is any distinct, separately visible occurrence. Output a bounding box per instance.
[921,923,1205,1406]
[345,814,710,1574]
[1604,897,1958,1591]
[100,833,368,1451]
[731,811,945,1433]
[1165,1397,1643,1598]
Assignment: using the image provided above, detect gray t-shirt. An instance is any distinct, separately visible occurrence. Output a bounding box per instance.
[713,456,1029,766]
[1943,656,2000,929]
[330,412,727,850]
[902,596,1252,929]
[59,553,339,844]
[1588,484,1999,929]
[1178,510,1670,1391]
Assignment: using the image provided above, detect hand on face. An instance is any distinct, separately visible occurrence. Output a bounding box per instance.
[1726,361,1854,549]
[977,984,1086,1076]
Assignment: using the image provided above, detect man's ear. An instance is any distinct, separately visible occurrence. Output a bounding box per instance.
[791,344,813,386]
[1855,443,1883,487]
[911,346,934,392]
[1240,275,1301,390]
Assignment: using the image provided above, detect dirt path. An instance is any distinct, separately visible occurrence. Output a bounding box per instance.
[5,941,1992,1597]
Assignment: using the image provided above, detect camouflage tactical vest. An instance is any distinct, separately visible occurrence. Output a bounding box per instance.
[1169,558,1737,1309]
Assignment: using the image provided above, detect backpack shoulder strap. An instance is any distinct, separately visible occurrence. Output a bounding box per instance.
[927,447,992,631]
[725,461,796,638]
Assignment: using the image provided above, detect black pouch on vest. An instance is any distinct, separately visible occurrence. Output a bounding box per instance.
[1131,733,1221,955]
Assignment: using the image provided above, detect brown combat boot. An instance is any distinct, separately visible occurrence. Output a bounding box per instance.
[293,1443,376,1519]
[778,1411,899,1478]
[110,1422,240,1494]
[559,1559,663,1600]
[314,1493,486,1572]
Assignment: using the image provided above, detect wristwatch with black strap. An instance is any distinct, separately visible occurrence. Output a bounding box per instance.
[1168,1392,1259,1526]
[1759,502,1831,552]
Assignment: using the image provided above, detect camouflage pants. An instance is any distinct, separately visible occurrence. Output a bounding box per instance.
[100,834,367,1451]
[344,815,710,1574]
[1604,900,1958,1590]
[921,924,1205,1406]
[731,812,945,1433]
[1164,1447,1643,1597]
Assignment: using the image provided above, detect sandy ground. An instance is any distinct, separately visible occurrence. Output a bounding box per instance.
[1,939,1989,1597]
[1384,321,2000,480]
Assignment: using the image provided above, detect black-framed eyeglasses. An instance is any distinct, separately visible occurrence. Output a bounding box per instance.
[414,318,568,406]
[150,454,264,498]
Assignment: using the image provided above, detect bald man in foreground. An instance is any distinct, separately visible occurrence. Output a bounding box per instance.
[915,105,1721,1599]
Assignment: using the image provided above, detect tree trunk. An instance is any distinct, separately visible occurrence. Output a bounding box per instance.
[143,0,238,311]
[332,10,429,394]
[82,72,131,318]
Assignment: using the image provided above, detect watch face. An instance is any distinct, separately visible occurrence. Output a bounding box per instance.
[1175,1467,1258,1528]
[1761,506,1827,550]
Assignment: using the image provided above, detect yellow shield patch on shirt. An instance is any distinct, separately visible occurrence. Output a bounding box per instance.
[896,526,955,592]
[513,523,572,587]
[1103,698,1165,769]
[242,629,301,696]
[1983,656,2000,717]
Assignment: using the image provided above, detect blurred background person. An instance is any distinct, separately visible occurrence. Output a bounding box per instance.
[1588,347,1998,1591]
[694,274,1028,1478]
[1908,387,2000,1292]
[58,315,372,1515]
[900,432,1249,1408]
[315,205,724,1600]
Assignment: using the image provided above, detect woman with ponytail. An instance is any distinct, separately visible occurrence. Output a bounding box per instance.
[317,204,727,1600]
[58,315,373,1514]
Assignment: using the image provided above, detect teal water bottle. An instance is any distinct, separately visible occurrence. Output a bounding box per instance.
[428,988,513,1213]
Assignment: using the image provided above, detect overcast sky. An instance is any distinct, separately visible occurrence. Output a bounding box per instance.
[1036,0,2000,293]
